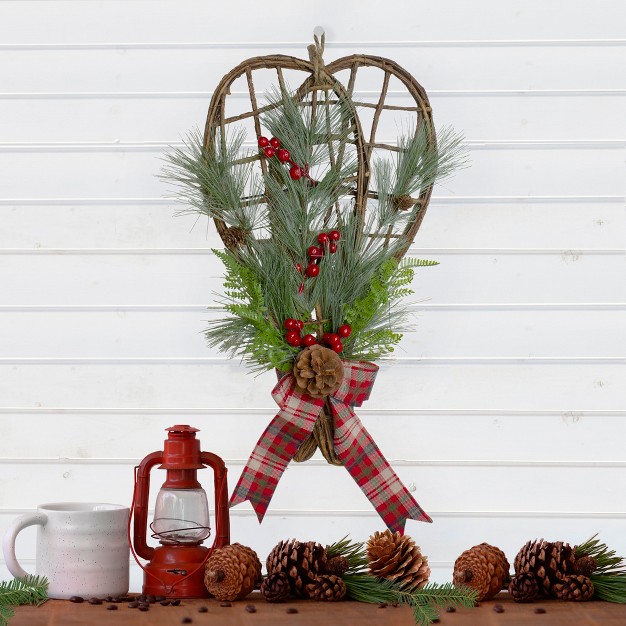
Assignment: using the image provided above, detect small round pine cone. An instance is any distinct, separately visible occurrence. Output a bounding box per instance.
[453,543,510,601]
[574,555,597,577]
[326,555,350,576]
[204,544,262,601]
[222,226,249,248]
[509,572,540,603]
[306,574,347,601]
[553,574,595,602]
[231,542,263,588]
[293,345,344,398]
[261,572,291,603]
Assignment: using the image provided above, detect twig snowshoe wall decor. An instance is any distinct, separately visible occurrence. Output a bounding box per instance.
[163,34,467,533]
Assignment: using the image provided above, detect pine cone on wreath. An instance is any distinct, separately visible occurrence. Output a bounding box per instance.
[266,539,328,597]
[367,530,431,592]
[452,543,510,601]
[293,344,344,398]
[514,539,576,597]
[552,574,595,602]
[204,543,262,601]
[306,575,348,601]
[508,572,540,603]
[260,572,291,603]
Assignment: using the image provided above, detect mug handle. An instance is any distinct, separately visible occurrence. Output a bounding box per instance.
[2,513,47,578]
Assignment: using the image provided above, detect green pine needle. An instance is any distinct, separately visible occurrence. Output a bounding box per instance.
[0,576,48,626]
[576,535,626,603]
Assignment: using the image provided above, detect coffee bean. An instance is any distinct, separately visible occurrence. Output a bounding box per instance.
[286,607,298,614]
[88,597,102,605]
[446,606,456,613]
[220,601,232,607]
[182,619,193,624]
[171,598,181,606]
[378,602,388,608]
[128,601,139,608]
[534,607,547,614]
[155,595,166,602]
[106,604,118,611]
[160,600,171,606]
[138,606,150,612]
[493,604,505,613]
[432,620,440,624]
[197,606,208,613]
[69,596,84,603]
[245,604,257,613]
[147,594,156,604]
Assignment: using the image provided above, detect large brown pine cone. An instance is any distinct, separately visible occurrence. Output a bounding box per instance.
[293,345,344,398]
[266,540,328,597]
[508,572,540,603]
[367,530,430,592]
[453,543,510,601]
[204,544,262,601]
[514,540,576,597]
[552,574,595,601]
[260,572,291,603]
[306,575,347,601]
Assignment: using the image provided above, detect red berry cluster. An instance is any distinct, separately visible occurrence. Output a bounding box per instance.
[283,319,352,353]
[301,230,341,279]
[257,136,315,183]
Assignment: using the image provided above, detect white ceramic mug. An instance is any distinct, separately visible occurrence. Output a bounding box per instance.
[2,502,130,599]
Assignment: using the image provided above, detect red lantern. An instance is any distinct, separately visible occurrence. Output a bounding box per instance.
[130,425,229,598]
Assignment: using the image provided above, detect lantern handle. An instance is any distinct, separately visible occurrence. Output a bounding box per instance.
[132,451,163,560]
[201,451,230,547]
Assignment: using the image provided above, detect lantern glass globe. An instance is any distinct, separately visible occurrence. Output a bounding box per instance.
[152,487,211,545]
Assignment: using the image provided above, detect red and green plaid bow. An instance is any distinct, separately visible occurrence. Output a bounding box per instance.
[230,359,431,533]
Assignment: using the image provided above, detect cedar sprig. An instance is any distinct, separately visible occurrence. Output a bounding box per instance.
[576,535,626,603]
[0,576,48,626]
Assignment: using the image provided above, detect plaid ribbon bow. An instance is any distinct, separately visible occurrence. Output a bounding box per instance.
[230,359,432,533]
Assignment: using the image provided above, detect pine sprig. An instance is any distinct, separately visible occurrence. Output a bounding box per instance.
[0,576,48,626]
[576,535,626,603]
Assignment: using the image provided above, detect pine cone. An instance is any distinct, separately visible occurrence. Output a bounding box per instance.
[266,540,328,597]
[553,574,595,601]
[514,540,576,597]
[293,345,344,398]
[392,194,416,211]
[260,572,291,603]
[453,543,510,601]
[574,555,597,577]
[326,555,350,576]
[508,573,540,603]
[367,530,430,592]
[231,542,263,589]
[306,575,347,601]
[222,226,249,248]
[204,544,261,601]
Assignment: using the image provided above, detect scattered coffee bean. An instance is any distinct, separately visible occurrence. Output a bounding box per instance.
[446,606,456,613]
[69,596,84,603]
[245,604,257,613]
[534,607,547,614]
[88,597,102,605]
[155,595,166,602]
[171,598,181,606]
[128,601,139,608]
[285,607,298,614]
[432,620,440,624]
[181,619,193,624]
[378,602,388,608]
[493,604,505,613]
[198,606,208,613]
[160,600,171,606]
[106,604,118,611]
[220,601,232,607]
[138,605,150,612]
[105,596,114,602]
[147,594,156,604]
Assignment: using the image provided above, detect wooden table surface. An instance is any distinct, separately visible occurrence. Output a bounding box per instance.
[9,592,626,625]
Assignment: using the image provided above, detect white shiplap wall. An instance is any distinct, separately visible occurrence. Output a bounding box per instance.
[1,0,625,591]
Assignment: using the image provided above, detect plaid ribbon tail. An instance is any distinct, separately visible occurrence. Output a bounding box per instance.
[229,373,324,522]
[330,396,432,533]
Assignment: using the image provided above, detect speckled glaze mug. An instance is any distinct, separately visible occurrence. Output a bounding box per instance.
[2,502,130,599]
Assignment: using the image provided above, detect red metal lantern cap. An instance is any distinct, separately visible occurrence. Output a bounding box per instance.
[166,425,199,435]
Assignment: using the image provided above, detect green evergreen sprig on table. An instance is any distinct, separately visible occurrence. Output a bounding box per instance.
[162,85,465,372]
[0,576,48,626]
[576,535,626,603]
[326,537,476,626]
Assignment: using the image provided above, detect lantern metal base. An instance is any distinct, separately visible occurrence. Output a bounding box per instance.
[142,544,210,598]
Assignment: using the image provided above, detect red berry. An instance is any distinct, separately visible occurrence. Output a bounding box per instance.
[295,263,303,273]
[289,165,302,180]
[329,230,341,241]
[302,334,316,347]
[285,331,302,347]
[328,242,338,254]
[277,149,291,163]
[317,232,330,246]
[337,324,352,338]
[284,318,298,331]
[307,245,323,259]
[294,319,304,331]
[322,333,333,344]
[330,340,343,353]
[258,136,269,148]
[305,263,320,277]
[263,147,275,158]
[270,137,281,149]
[325,333,340,345]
